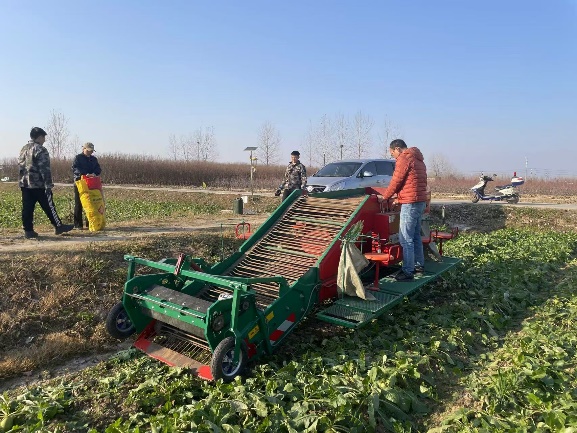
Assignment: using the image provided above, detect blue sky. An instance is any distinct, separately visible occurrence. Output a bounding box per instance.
[1,0,576,176]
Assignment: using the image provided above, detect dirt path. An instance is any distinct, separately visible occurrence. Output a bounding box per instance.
[2,194,575,253]
[0,342,132,393]
[52,182,270,196]
[0,214,270,252]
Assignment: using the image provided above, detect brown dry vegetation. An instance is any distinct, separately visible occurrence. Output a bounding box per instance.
[1,155,308,190]
[3,154,577,195]
[0,231,245,384]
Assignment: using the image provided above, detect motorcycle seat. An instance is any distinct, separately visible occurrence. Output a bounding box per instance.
[495,185,509,189]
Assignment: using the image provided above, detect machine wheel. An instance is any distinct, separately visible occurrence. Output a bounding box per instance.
[211,336,247,382]
[106,302,136,339]
[471,193,480,203]
[506,194,520,204]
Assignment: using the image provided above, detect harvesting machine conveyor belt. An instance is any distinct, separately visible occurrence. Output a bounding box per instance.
[221,194,365,308]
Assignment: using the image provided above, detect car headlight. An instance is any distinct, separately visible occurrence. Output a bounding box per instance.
[327,181,346,191]
[306,185,314,193]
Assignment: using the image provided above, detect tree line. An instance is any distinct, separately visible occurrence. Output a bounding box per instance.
[12,109,459,180]
[3,152,577,196]
[0,154,291,190]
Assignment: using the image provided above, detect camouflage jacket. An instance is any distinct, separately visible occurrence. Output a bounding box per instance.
[18,140,54,189]
[282,161,307,190]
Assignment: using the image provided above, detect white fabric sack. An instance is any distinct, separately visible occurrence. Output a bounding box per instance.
[337,242,375,301]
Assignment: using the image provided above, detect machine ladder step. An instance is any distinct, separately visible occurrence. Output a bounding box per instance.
[316,257,461,328]
[316,291,401,328]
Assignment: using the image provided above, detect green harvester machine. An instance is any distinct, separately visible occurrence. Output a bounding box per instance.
[106,187,459,381]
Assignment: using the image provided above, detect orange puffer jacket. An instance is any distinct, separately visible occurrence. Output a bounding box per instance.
[382,147,428,203]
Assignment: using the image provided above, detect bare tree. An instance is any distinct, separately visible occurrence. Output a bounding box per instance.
[257,121,281,166]
[46,109,71,159]
[70,134,82,156]
[351,111,374,158]
[334,113,351,160]
[302,121,316,168]
[310,114,334,166]
[378,116,402,158]
[172,134,195,161]
[168,130,216,162]
[168,134,180,160]
[429,153,457,178]
[193,126,218,162]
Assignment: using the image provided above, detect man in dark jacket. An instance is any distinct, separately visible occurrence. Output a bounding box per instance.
[18,127,74,238]
[275,150,307,201]
[72,142,102,229]
[381,139,428,281]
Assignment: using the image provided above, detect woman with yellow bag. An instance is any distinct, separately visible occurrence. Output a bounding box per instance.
[72,142,102,230]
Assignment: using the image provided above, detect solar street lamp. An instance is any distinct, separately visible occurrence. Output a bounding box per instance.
[244,147,258,198]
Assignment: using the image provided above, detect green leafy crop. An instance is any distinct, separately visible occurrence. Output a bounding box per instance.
[2,227,577,432]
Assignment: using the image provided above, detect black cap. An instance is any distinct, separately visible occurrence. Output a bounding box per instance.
[30,127,47,140]
[291,150,300,156]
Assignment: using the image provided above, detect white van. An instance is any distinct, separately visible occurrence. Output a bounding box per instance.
[306,159,396,193]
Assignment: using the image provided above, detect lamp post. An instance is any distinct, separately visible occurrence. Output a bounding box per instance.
[244,146,258,198]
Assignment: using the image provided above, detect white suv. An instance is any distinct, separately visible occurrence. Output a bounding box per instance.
[306,159,396,193]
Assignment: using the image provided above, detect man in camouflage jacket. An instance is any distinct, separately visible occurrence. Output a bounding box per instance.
[18,127,74,238]
[276,150,307,201]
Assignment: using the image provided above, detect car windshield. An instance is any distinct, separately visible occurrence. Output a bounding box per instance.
[313,162,362,178]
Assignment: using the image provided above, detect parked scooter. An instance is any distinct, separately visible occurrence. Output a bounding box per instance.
[471,172,524,204]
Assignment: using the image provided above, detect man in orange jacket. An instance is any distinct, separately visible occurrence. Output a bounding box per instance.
[380,139,428,281]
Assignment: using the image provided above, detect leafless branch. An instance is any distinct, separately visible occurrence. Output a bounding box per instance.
[429,152,457,178]
[377,116,402,158]
[351,111,374,158]
[257,121,281,166]
[46,110,71,159]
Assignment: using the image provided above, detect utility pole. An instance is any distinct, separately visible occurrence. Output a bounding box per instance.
[525,157,528,180]
[244,146,258,198]
[340,144,343,160]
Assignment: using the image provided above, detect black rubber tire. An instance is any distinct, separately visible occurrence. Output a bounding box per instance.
[507,194,520,204]
[105,302,136,339]
[471,193,480,203]
[210,336,247,382]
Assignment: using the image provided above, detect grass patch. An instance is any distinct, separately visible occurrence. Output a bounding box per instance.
[0,183,278,231]
[1,227,576,432]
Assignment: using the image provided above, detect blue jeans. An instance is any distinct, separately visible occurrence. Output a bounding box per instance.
[399,201,426,276]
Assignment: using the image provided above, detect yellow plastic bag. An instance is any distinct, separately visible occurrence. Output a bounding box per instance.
[75,177,106,232]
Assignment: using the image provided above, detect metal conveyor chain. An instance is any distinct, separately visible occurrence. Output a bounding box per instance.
[228,195,365,307]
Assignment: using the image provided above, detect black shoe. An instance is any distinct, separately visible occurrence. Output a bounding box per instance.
[395,271,414,282]
[24,230,39,239]
[414,265,425,274]
[55,224,74,235]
